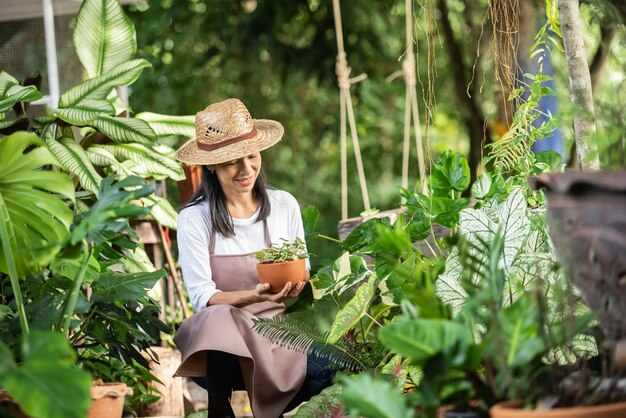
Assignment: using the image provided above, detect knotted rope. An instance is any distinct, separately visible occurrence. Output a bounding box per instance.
[332,0,370,220]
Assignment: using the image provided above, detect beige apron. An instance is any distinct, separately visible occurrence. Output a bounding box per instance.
[174,220,307,418]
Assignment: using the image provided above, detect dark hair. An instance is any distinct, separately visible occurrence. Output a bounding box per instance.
[183,165,271,237]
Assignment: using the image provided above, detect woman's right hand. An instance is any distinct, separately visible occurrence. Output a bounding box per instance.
[254,281,305,303]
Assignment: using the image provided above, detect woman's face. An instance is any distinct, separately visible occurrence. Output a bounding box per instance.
[213,152,262,196]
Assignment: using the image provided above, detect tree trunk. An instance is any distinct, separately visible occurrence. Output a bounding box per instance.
[558,0,600,171]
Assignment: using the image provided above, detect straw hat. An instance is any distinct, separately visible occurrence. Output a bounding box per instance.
[175,98,284,165]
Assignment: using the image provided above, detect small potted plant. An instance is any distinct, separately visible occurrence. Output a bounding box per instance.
[253,238,311,292]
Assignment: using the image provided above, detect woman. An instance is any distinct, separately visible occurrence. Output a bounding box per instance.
[173,99,330,418]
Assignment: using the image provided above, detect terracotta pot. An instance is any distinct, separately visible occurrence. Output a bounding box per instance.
[177,165,203,205]
[88,382,133,418]
[490,400,626,418]
[528,170,626,341]
[257,258,306,292]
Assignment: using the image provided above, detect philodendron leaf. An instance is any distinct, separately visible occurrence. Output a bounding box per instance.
[0,71,43,113]
[46,136,102,197]
[74,0,136,78]
[59,59,151,108]
[379,318,471,365]
[135,112,196,138]
[0,331,92,418]
[91,269,166,302]
[0,132,74,276]
[92,115,157,145]
[338,374,413,418]
[54,99,115,125]
[327,272,377,343]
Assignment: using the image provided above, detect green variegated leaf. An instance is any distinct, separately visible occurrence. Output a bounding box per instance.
[86,145,135,176]
[0,71,43,113]
[140,194,178,230]
[327,273,377,344]
[90,143,184,180]
[135,112,196,138]
[46,137,102,197]
[74,0,136,78]
[92,115,157,145]
[0,132,74,276]
[54,99,115,125]
[497,188,531,273]
[59,59,151,108]
[0,118,29,133]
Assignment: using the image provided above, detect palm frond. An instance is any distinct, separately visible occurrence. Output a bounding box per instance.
[252,316,366,371]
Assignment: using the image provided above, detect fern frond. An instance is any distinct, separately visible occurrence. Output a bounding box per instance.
[252,316,366,371]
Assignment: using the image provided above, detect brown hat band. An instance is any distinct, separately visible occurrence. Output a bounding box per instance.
[197,128,258,152]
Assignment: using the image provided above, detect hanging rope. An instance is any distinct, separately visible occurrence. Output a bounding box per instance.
[402,0,427,198]
[332,0,370,220]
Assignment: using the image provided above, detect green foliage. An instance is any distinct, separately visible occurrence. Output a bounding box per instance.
[338,373,413,418]
[0,132,74,277]
[252,238,310,264]
[0,2,185,415]
[0,331,92,418]
[293,383,345,418]
[251,316,365,371]
[74,0,137,78]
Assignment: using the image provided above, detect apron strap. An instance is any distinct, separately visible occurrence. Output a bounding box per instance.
[209,218,271,255]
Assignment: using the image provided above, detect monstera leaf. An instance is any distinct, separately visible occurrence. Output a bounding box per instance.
[74,0,137,78]
[0,132,74,277]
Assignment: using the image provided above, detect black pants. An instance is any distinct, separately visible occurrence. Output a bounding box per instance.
[193,350,335,414]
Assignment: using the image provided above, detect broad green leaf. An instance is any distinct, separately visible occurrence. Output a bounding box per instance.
[0,132,74,276]
[90,143,184,180]
[92,269,166,302]
[135,112,196,137]
[140,194,178,230]
[59,59,151,108]
[327,272,376,343]
[430,150,470,195]
[92,114,157,145]
[74,0,136,78]
[122,246,157,273]
[46,136,102,197]
[2,331,92,418]
[50,254,101,284]
[54,99,115,125]
[0,71,43,113]
[338,374,413,418]
[379,318,471,365]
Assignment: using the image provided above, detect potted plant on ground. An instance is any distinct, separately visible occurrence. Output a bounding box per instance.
[253,238,311,292]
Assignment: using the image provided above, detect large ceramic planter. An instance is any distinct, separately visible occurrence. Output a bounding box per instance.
[257,258,306,292]
[528,170,626,340]
[490,400,626,418]
[88,382,132,418]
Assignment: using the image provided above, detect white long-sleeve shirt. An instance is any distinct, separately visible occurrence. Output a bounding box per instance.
[177,189,308,311]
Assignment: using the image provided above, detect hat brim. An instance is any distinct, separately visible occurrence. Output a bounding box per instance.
[175,119,284,165]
